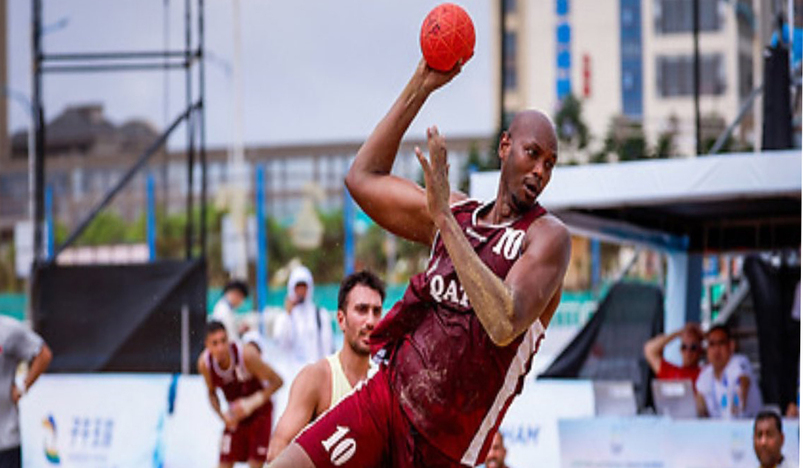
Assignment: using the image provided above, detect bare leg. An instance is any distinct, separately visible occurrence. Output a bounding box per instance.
[265,442,315,468]
[248,460,265,468]
[218,462,234,468]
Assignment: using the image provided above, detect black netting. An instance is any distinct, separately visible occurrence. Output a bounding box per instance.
[540,282,664,411]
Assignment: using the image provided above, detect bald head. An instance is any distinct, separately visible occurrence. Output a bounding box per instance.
[495,109,558,214]
[507,110,558,154]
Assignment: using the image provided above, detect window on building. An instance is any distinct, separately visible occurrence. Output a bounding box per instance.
[735,0,755,37]
[656,54,725,97]
[655,0,720,34]
[503,0,516,14]
[556,0,569,16]
[504,31,518,90]
[738,54,753,99]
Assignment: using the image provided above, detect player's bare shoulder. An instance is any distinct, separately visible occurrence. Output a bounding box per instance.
[525,213,570,250]
[293,358,332,414]
[241,341,262,363]
[197,349,209,373]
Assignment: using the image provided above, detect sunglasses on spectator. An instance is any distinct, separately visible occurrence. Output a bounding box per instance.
[681,343,700,351]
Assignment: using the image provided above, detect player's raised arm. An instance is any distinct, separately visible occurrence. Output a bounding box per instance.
[345,59,466,246]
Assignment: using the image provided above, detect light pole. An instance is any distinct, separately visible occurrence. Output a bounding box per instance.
[3,88,35,227]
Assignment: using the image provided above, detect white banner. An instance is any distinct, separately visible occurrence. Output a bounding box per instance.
[20,374,222,468]
[560,417,800,468]
[498,379,596,468]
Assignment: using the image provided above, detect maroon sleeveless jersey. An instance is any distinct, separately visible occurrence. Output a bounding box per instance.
[206,342,268,408]
[370,199,549,466]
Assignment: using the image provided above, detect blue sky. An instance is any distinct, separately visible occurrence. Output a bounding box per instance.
[7,0,494,148]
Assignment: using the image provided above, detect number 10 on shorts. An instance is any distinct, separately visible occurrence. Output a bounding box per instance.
[321,425,357,466]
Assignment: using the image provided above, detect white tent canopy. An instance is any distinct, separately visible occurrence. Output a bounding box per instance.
[470,150,801,252]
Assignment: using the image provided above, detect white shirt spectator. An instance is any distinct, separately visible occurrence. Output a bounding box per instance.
[696,353,762,418]
[211,297,238,343]
[272,265,333,366]
[0,316,46,451]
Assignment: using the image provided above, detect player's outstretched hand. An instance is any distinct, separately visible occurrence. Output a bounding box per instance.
[415,126,451,220]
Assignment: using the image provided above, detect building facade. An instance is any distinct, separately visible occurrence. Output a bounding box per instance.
[0,105,489,234]
[494,0,778,158]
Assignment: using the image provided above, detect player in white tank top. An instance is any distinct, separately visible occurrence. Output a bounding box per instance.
[266,271,385,462]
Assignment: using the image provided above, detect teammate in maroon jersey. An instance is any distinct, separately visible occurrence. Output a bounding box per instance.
[267,58,570,467]
[200,321,284,468]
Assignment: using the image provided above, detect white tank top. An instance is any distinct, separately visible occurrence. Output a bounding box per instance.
[326,351,354,407]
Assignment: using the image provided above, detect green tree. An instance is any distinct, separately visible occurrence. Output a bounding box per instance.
[653,131,676,158]
[76,211,132,246]
[597,116,649,162]
[555,94,591,152]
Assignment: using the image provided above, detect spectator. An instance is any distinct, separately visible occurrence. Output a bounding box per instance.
[644,323,704,388]
[212,279,249,342]
[753,410,796,468]
[695,324,762,418]
[485,432,511,468]
[273,265,333,365]
[0,316,53,468]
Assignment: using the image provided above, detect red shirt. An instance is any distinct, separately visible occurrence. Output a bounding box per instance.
[658,359,701,390]
[206,342,267,404]
[370,199,548,466]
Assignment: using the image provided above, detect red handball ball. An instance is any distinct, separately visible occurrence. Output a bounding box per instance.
[420,3,476,72]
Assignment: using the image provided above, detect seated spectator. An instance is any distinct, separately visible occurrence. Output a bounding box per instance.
[753,410,796,468]
[644,323,704,388]
[695,324,762,418]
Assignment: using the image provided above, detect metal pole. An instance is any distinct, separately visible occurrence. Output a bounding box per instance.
[591,238,601,289]
[184,0,194,259]
[692,0,702,156]
[343,188,355,276]
[32,0,44,264]
[198,0,207,258]
[45,185,53,260]
[229,0,248,279]
[256,166,268,319]
[181,304,190,374]
[25,100,34,243]
[147,173,157,261]
[499,0,506,133]
[162,0,171,216]
[709,83,765,154]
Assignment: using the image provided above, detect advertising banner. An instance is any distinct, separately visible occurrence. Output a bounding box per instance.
[559,417,800,468]
[499,379,596,468]
[20,374,222,468]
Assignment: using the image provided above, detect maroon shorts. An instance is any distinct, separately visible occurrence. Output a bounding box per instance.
[295,366,462,468]
[220,403,272,463]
